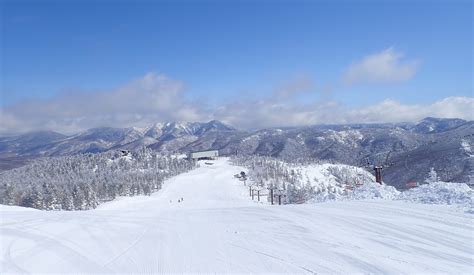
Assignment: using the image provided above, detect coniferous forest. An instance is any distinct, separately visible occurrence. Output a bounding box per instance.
[0,148,194,210]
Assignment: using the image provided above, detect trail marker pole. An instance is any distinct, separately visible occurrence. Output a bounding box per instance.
[257,190,260,202]
[278,195,282,205]
[249,186,252,197]
[270,188,274,205]
[252,189,254,200]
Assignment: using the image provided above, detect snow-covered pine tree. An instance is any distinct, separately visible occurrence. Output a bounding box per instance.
[425,167,439,184]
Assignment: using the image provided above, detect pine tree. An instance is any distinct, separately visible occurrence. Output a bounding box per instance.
[2,183,15,205]
[61,193,74,210]
[72,184,86,210]
[426,167,439,184]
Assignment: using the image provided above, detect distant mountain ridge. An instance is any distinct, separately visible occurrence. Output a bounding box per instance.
[409,117,468,134]
[1,117,472,189]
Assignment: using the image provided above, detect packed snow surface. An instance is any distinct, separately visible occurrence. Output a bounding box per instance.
[1,158,473,273]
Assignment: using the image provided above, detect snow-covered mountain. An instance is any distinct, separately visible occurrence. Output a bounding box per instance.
[0,120,236,157]
[0,118,472,188]
[409,117,468,134]
[0,130,66,156]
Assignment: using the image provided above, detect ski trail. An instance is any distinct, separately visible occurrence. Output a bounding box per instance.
[102,226,150,267]
[1,158,472,274]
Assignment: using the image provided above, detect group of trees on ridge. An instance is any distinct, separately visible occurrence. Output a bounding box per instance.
[0,148,194,210]
[230,154,375,203]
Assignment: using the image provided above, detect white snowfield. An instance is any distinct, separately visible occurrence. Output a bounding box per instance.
[1,158,473,274]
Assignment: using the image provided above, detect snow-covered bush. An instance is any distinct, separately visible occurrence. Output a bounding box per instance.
[399,181,473,207]
[351,182,400,200]
[425,167,439,184]
[310,188,346,202]
[308,182,400,202]
[0,147,194,210]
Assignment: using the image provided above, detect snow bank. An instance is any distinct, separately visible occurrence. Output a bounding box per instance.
[351,182,400,200]
[309,182,400,203]
[309,181,472,212]
[399,181,473,208]
[311,189,346,203]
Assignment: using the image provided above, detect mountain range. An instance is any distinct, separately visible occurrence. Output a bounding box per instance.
[1,117,472,189]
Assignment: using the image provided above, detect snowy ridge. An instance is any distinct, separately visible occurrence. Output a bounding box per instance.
[325,129,363,147]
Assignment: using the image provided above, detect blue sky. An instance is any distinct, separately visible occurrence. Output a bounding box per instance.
[1,0,473,133]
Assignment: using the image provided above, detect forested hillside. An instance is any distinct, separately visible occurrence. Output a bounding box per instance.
[0,148,194,210]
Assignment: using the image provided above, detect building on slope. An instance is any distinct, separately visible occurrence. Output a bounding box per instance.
[187,150,219,161]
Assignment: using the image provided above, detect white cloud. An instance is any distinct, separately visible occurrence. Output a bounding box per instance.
[345,97,474,124]
[1,72,472,135]
[343,47,419,84]
[215,96,474,129]
[0,73,209,135]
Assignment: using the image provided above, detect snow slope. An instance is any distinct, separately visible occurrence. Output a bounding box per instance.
[1,158,472,274]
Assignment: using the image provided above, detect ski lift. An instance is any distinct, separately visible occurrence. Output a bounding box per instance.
[360,151,395,184]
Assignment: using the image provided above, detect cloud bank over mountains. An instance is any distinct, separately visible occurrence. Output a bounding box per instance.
[1,48,472,135]
[1,73,209,134]
[343,48,419,84]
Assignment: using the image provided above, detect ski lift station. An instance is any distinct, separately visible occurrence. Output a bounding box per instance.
[187,150,219,161]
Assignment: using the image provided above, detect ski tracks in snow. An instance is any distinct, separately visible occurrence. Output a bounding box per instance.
[1,158,473,274]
